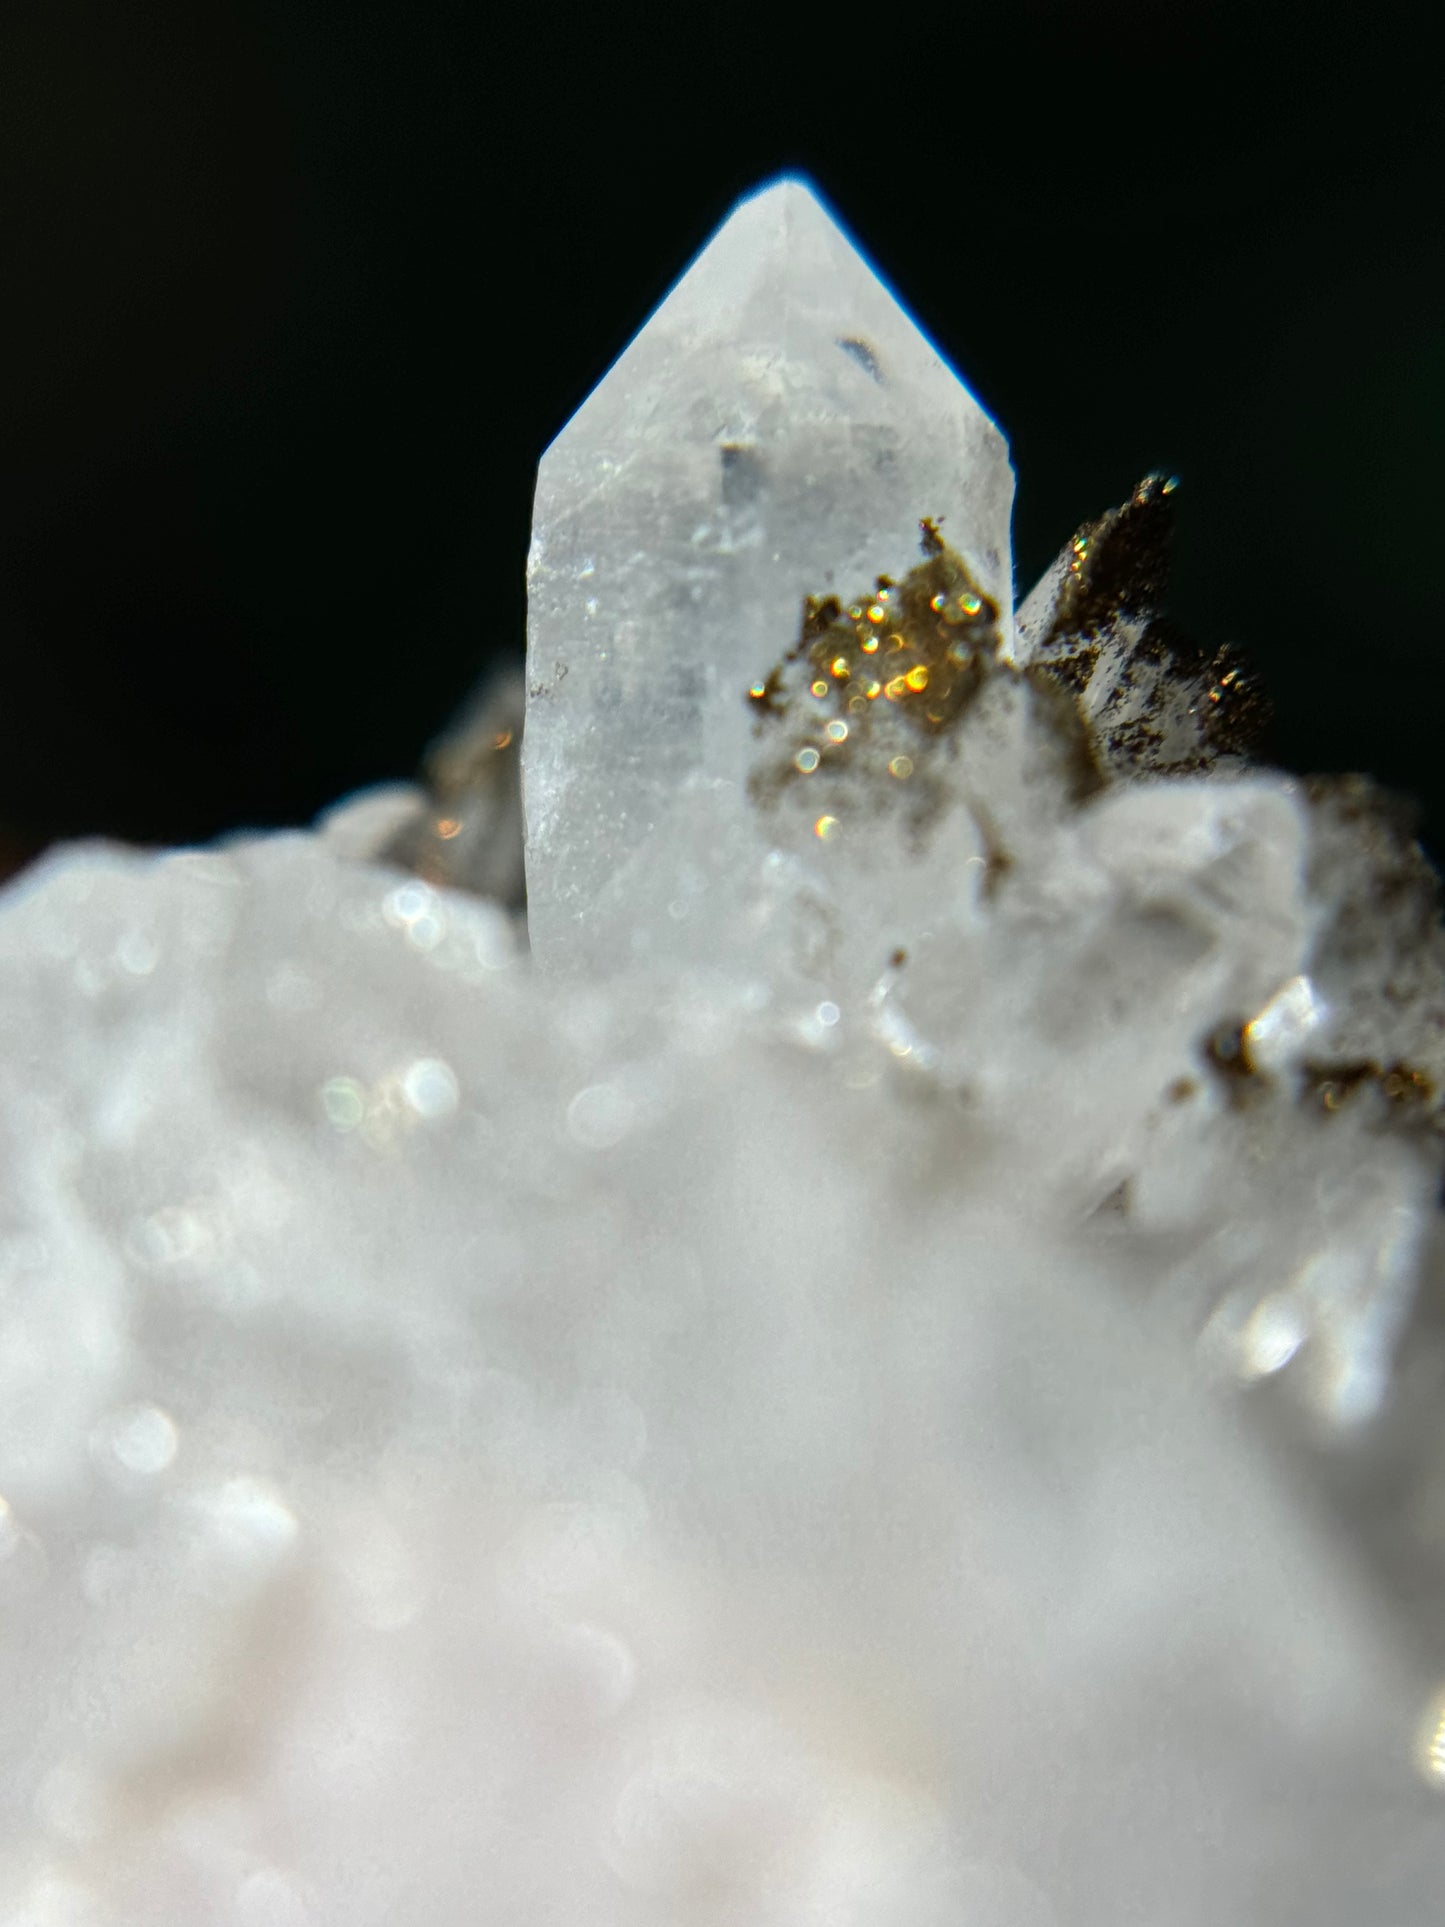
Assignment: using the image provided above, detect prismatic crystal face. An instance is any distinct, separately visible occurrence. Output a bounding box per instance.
[1,179,1445,1926]
[522,178,1013,976]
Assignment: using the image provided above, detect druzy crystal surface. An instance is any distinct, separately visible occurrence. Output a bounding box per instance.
[4,181,1445,1925]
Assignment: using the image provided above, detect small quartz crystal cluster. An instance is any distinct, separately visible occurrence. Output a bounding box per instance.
[3,180,1445,1926]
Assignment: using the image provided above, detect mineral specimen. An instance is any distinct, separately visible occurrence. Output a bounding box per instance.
[2,178,1445,1926]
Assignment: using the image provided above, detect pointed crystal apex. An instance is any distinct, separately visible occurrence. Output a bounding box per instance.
[524,176,1014,975]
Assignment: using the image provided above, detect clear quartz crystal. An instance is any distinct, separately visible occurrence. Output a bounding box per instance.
[523,176,1014,975]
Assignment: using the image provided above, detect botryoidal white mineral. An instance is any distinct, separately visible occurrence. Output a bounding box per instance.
[3,181,1445,1926]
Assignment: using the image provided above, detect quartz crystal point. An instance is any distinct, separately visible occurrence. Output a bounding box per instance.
[524,176,1014,974]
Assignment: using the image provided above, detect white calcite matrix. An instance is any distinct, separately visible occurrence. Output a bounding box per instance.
[4,180,1445,1925]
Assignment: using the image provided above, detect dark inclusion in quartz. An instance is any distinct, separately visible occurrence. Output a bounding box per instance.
[1023,473,1274,779]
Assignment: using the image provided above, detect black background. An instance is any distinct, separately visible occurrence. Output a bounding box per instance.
[2,1,1441,878]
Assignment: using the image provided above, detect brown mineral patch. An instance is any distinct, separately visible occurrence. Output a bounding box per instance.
[746,666,787,726]
[1031,476,1275,776]
[970,801,1014,899]
[1203,1020,1267,1105]
[1022,664,1107,803]
[1049,472,1177,637]
[1303,1058,1435,1116]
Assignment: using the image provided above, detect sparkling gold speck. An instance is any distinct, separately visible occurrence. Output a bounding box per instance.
[814,814,839,840]
[437,818,461,840]
[1416,1689,1445,1786]
[888,755,914,779]
[747,523,1002,807]
[493,728,514,750]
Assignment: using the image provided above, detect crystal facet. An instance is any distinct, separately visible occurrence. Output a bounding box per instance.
[523,177,1014,974]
